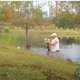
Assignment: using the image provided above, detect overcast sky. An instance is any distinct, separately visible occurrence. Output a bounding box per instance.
[34,0,56,17]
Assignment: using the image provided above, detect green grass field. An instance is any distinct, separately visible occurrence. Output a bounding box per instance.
[0,29,80,80]
[0,42,79,80]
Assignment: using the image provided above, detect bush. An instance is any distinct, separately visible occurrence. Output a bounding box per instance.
[52,11,76,29]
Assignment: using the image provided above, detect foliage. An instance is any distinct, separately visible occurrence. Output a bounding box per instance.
[53,1,80,29]
[53,11,76,29]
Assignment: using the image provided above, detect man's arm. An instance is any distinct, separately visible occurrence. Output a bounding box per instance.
[47,40,57,46]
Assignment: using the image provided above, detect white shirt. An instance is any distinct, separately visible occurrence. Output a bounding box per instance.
[50,37,60,52]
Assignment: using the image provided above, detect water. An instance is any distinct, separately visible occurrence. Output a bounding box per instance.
[30,47,48,55]
[18,37,80,64]
[60,44,80,64]
[29,37,80,64]
[30,44,80,64]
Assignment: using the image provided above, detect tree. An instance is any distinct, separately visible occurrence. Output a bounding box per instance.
[52,1,80,29]
[0,1,46,48]
[10,1,45,48]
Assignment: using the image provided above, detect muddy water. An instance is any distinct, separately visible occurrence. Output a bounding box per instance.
[30,44,80,64]
[30,37,80,64]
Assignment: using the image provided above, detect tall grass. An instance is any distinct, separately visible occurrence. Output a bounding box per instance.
[0,32,26,47]
[0,29,80,47]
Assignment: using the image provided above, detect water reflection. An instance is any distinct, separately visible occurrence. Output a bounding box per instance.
[59,37,80,45]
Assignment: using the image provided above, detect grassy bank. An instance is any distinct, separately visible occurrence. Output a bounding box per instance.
[0,41,79,80]
[0,29,80,46]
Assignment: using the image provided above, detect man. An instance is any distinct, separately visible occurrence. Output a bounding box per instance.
[47,33,60,53]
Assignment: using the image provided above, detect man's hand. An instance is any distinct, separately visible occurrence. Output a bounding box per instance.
[47,40,57,46]
[46,40,50,44]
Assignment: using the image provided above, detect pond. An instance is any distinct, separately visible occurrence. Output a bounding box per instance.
[30,37,80,64]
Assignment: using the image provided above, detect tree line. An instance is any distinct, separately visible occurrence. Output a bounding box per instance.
[52,1,80,29]
[0,1,80,29]
[0,1,80,48]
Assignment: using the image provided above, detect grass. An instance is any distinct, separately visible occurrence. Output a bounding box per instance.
[0,31,26,46]
[0,29,80,80]
[0,29,80,47]
[0,41,80,80]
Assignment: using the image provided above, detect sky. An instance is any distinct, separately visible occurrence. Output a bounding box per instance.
[33,0,54,17]
[0,0,79,16]
[35,0,56,17]
[1,0,80,1]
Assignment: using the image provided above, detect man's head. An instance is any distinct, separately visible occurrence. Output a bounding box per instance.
[51,33,57,39]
